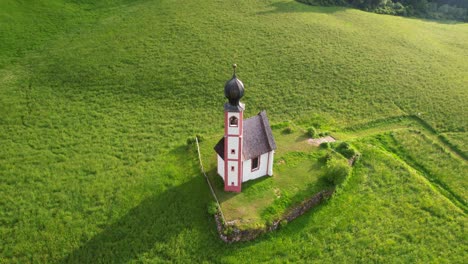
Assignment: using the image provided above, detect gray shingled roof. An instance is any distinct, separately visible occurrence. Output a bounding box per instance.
[214,110,277,161]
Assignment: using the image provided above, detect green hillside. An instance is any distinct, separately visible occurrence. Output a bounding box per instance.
[0,0,466,262]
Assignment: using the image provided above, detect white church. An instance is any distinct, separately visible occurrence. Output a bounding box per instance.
[214,65,277,192]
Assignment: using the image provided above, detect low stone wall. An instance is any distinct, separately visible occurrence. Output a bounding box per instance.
[214,189,334,243]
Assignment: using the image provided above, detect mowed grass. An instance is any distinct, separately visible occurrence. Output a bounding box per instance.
[0,0,467,262]
[199,129,333,229]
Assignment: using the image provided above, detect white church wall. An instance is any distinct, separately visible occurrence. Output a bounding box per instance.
[227,112,240,135]
[267,151,274,176]
[242,152,270,182]
[227,160,238,186]
[217,155,224,179]
[227,136,239,160]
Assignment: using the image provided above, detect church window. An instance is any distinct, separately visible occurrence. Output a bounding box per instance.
[251,157,259,171]
[229,116,238,127]
[231,166,235,171]
[231,149,235,155]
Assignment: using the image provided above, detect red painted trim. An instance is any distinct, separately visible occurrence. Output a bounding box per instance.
[238,111,243,191]
[238,135,242,190]
[223,112,228,190]
[224,111,228,137]
[239,111,243,137]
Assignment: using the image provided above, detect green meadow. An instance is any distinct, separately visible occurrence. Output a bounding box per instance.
[0,0,467,262]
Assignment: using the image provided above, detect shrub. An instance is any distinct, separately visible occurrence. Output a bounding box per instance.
[318,131,330,137]
[271,121,290,129]
[282,127,294,134]
[187,134,205,145]
[335,142,357,159]
[297,0,468,21]
[223,226,234,235]
[195,134,205,143]
[307,126,317,138]
[324,156,350,185]
[186,137,196,145]
[279,219,288,228]
[207,201,218,215]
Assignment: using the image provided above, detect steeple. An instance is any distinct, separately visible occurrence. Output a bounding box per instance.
[224,64,245,107]
[221,64,244,192]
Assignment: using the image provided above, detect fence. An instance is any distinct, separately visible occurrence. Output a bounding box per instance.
[195,136,226,224]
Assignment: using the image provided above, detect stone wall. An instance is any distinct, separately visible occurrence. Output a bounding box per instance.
[214,189,334,243]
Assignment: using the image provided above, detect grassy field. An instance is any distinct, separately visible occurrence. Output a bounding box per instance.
[1,0,467,262]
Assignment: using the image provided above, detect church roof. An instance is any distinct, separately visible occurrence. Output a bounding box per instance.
[214,110,277,161]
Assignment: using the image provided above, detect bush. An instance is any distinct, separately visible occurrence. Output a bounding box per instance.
[187,134,205,145]
[223,226,234,235]
[307,126,317,138]
[279,219,288,229]
[335,142,357,159]
[207,201,218,215]
[297,0,468,21]
[196,134,205,143]
[318,131,330,137]
[186,137,196,145]
[324,155,350,185]
[282,127,294,134]
[271,121,290,129]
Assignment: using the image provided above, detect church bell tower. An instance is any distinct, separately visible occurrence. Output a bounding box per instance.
[223,64,244,192]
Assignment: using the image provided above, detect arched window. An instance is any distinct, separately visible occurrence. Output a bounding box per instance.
[229,116,238,127]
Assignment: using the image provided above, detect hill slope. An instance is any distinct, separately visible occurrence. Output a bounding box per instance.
[0,0,467,262]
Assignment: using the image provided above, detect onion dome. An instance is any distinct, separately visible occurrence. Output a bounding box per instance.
[224,64,244,106]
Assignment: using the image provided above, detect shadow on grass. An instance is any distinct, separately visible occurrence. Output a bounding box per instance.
[257,1,348,15]
[258,1,465,25]
[61,176,214,263]
[206,167,275,203]
[295,133,309,143]
[61,145,217,263]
